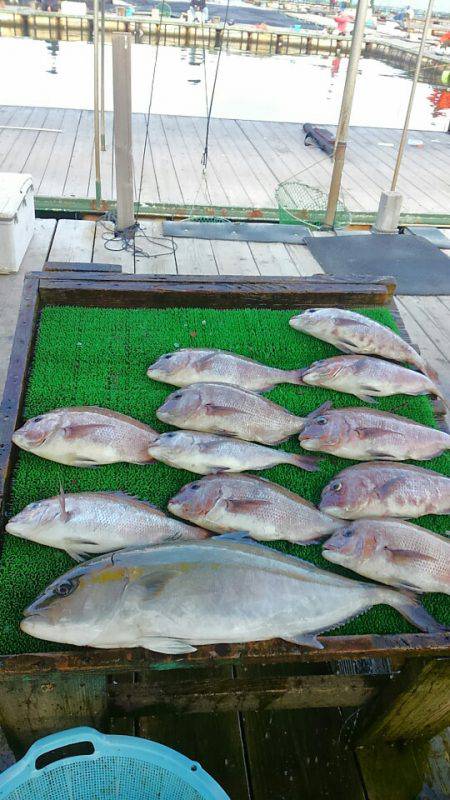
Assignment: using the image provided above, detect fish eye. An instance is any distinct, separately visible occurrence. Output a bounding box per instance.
[55,578,78,597]
[33,416,43,423]
[173,392,182,399]
[190,484,200,491]
[306,309,317,314]
[164,354,173,360]
[316,416,328,425]
[331,481,342,492]
[343,529,353,538]
[165,432,175,438]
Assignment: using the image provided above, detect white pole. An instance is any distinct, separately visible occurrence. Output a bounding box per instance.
[391,0,434,191]
[100,0,106,152]
[93,0,102,206]
[112,33,135,232]
[325,0,369,228]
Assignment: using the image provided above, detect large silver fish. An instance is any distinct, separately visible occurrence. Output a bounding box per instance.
[319,462,450,520]
[323,519,450,595]
[299,405,450,461]
[290,308,437,380]
[157,383,312,445]
[20,535,442,652]
[299,355,446,405]
[147,348,303,392]
[12,406,158,466]
[6,489,209,561]
[168,474,340,542]
[148,431,318,474]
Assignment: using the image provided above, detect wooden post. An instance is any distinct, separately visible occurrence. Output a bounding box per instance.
[112,32,135,233]
[390,0,434,191]
[100,0,106,151]
[93,0,102,207]
[325,0,369,228]
[355,658,450,744]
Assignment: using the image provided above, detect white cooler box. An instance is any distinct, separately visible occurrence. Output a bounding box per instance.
[0,173,35,274]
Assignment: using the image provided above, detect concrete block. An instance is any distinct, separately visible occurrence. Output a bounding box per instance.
[372,191,403,234]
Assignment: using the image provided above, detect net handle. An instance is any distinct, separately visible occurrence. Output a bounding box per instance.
[20,727,104,773]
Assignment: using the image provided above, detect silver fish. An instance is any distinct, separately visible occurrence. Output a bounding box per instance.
[12,406,158,466]
[21,535,442,652]
[6,489,209,561]
[299,405,450,461]
[290,308,437,380]
[319,462,450,520]
[157,383,309,445]
[300,355,446,405]
[323,519,450,595]
[147,348,304,392]
[168,474,341,542]
[148,431,318,474]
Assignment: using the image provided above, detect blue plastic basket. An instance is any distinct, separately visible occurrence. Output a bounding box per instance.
[0,727,230,800]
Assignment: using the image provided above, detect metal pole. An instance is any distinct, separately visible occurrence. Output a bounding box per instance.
[325,0,369,228]
[391,0,434,190]
[100,0,106,151]
[93,0,102,206]
[112,33,135,232]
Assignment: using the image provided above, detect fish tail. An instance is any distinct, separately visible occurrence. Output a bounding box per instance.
[383,587,446,633]
[416,355,439,384]
[287,369,307,386]
[432,382,450,410]
[286,452,320,472]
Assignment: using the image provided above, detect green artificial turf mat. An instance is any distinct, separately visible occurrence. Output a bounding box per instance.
[2,305,449,655]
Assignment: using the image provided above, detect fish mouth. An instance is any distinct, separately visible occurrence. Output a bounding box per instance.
[5,521,24,537]
[322,539,339,552]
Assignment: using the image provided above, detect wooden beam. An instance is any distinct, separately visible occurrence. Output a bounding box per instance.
[355,658,450,744]
[109,673,383,716]
[112,33,135,232]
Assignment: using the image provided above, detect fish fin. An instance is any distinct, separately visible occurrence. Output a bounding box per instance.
[384,547,436,565]
[100,492,162,511]
[287,453,320,472]
[423,361,439,383]
[386,589,445,633]
[366,450,394,460]
[334,318,371,330]
[63,423,109,439]
[355,394,377,404]
[205,404,236,416]
[66,550,92,562]
[307,400,333,419]
[135,569,182,596]
[336,345,355,355]
[225,498,271,513]
[282,633,324,650]
[69,458,102,467]
[139,637,197,654]
[59,483,70,523]
[376,478,403,500]
[356,427,389,440]
[215,530,254,542]
[287,369,307,386]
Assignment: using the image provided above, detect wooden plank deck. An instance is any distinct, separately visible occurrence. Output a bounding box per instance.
[1,218,450,796]
[1,107,449,214]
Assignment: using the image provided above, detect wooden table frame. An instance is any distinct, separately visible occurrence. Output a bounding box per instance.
[0,270,448,753]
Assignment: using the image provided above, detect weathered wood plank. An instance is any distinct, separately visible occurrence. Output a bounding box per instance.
[174,236,219,275]
[248,242,299,276]
[134,220,177,275]
[355,658,450,743]
[0,673,108,756]
[109,672,381,715]
[48,219,96,262]
[93,220,134,274]
[137,667,251,800]
[285,243,324,276]
[356,728,450,800]
[210,240,259,276]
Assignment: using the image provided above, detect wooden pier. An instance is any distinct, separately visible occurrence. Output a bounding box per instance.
[0,106,449,217]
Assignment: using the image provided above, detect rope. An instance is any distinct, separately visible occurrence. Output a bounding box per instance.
[201,0,231,170]
[99,211,177,259]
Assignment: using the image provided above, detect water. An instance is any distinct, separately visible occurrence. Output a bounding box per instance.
[0,37,449,131]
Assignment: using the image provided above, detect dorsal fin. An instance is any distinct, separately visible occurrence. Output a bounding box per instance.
[59,483,70,523]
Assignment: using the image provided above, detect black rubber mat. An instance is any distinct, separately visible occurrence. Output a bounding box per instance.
[405,226,450,249]
[306,233,450,295]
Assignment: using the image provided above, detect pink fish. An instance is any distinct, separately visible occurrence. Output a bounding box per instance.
[323,518,450,595]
